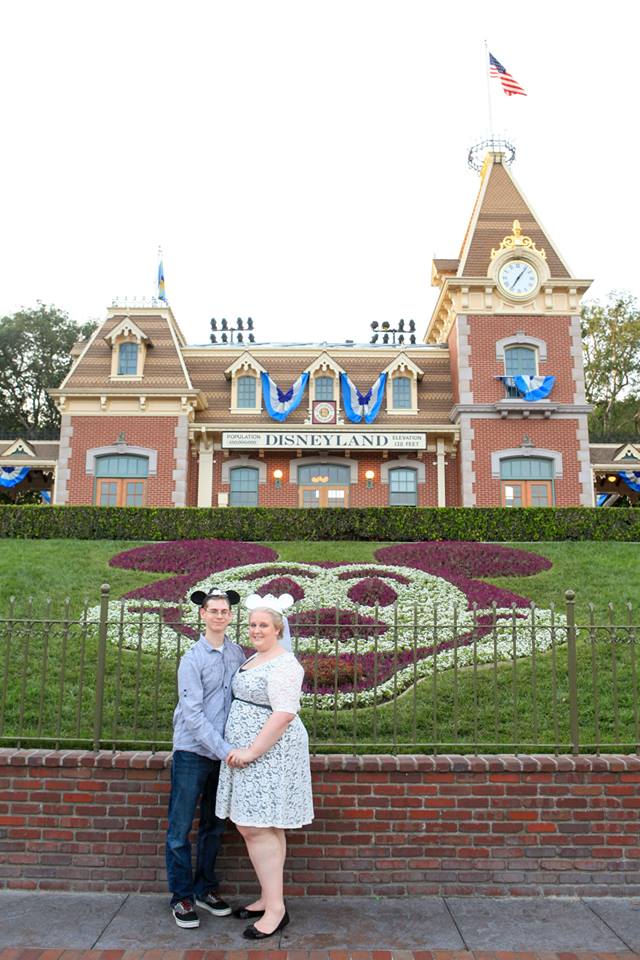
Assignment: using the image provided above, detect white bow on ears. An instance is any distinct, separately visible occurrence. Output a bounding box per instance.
[245,593,295,651]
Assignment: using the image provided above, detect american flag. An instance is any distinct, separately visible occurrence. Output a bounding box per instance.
[489,53,527,97]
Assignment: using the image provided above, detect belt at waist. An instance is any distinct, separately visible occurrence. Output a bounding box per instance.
[233,697,272,711]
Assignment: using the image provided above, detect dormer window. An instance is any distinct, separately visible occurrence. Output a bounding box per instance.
[225,352,265,413]
[118,342,139,376]
[383,353,423,414]
[106,317,151,380]
[315,376,335,401]
[392,376,412,409]
[302,352,345,424]
[237,375,257,408]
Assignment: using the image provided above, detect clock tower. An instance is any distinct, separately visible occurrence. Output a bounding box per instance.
[428,149,593,508]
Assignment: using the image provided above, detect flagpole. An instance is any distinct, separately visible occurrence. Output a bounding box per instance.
[484,40,494,140]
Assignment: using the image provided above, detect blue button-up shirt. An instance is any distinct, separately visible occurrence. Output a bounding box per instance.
[172,635,245,761]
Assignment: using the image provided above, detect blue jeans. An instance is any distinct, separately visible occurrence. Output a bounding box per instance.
[166,750,227,906]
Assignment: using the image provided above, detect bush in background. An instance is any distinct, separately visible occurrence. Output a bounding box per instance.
[2,504,640,542]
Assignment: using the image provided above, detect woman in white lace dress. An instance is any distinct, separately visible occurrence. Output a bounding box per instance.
[215,593,314,940]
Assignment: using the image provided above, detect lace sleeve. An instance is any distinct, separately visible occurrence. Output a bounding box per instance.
[267,655,304,714]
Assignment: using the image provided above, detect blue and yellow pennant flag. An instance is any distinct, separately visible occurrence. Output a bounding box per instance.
[157,259,167,302]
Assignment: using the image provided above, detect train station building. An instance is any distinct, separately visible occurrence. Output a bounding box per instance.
[5,149,635,510]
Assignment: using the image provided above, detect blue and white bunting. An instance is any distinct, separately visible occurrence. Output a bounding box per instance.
[0,466,30,488]
[498,375,555,401]
[261,371,309,422]
[621,471,640,493]
[340,372,388,424]
[513,375,555,401]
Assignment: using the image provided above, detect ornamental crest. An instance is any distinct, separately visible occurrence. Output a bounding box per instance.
[490,219,546,260]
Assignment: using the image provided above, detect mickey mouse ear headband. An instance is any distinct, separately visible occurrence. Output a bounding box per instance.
[244,593,294,614]
[190,587,241,608]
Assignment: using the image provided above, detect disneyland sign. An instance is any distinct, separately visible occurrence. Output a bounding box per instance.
[222,431,426,450]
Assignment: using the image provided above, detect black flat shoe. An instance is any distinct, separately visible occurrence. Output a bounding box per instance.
[233,905,265,919]
[242,910,290,940]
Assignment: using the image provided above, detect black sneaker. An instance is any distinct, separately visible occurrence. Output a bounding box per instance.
[173,899,200,928]
[195,892,232,917]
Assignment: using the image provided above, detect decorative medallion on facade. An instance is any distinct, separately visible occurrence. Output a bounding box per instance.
[312,400,337,424]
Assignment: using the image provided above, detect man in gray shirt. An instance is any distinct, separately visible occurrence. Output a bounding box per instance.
[166,587,245,929]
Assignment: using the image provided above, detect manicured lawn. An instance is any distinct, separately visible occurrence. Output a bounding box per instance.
[0,537,638,752]
[264,541,392,564]
[483,541,640,620]
[0,539,160,613]
[2,538,637,618]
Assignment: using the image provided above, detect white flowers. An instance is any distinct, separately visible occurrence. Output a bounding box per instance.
[89,561,567,709]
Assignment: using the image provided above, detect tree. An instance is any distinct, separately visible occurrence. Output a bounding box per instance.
[588,394,640,442]
[581,292,640,437]
[0,304,97,435]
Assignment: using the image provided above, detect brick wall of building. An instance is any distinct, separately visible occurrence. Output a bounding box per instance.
[1,751,639,897]
[213,453,458,509]
[464,314,576,405]
[471,418,583,506]
[66,417,182,507]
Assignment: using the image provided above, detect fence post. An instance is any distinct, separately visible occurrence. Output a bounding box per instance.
[94,583,110,751]
[565,589,579,755]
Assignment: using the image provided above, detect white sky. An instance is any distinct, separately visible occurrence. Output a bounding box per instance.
[1,1,638,346]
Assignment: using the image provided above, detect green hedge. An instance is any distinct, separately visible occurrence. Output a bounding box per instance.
[1,504,640,541]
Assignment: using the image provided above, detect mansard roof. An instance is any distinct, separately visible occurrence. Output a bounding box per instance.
[457,152,571,279]
[60,307,193,392]
[186,344,453,427]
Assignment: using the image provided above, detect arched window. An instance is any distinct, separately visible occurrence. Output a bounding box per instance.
[229,466,259,506]
[389,467,417,506]
[298,464,351,485]
[118,342,139,376]
[500,456,554,507]
[392,376,412,410]
[504,346,537,376]
[315,376,334,401]
[236,375,257,409]
[503,347,537,399]
[95,454,148,506]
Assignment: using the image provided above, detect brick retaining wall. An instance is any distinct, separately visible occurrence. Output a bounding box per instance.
[1,750,639,896]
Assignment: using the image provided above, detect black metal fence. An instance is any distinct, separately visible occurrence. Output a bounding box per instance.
[0,586,638,754]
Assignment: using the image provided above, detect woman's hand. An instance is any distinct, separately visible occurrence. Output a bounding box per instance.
[226,747,256,768]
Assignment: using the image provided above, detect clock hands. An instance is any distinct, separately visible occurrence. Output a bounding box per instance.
[511,265,528,289]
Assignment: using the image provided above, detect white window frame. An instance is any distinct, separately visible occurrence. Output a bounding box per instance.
[107,317,150,380]
[491,448,563,480]
[86,443,158,476]
[387,466,419,506]
[221,456,267,484]
[382,353,423,415]
[503,345,539,378]
[302,352,345,423]
[496,334,547,365]
[225,352,265,414]
[313,374,336,402]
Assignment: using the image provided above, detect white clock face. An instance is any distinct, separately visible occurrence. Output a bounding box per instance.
[498,259,539,298]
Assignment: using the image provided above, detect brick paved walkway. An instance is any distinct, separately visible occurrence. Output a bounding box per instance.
[0,947,640,960]
[1,951,639,960]
[2,893,639,956]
